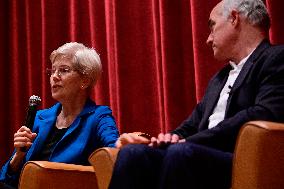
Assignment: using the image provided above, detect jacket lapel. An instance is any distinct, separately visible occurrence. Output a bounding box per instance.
[206,77,228,116]
[225,40,271,114]
[200,66,231,129]
[50,99,97,153]
[59,99,96,141]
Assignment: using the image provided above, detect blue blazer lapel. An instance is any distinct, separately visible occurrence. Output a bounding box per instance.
[60,117,81,141]
[59,99,97,139]
[51,99,97,151]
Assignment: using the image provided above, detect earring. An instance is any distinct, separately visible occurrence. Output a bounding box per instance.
[81,85,84,89]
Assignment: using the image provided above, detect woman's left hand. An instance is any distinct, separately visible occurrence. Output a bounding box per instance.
[116,132,150,149]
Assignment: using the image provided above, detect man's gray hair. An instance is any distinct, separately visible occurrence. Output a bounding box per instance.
[222,0,270,32]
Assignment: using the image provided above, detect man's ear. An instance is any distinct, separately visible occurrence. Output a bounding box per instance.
[229,10,240,27]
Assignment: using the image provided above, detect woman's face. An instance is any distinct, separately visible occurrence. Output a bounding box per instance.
[49,56,84,102]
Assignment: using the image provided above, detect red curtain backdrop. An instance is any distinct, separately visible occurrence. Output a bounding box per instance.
[0,0,283,165]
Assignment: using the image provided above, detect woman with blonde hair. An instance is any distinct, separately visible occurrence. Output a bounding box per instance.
[0,42,119,188]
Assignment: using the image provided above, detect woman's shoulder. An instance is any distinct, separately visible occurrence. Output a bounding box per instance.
[79,100,113,119]
[82,104,116,128]
[94,105,112,112]
[86,105,113,118]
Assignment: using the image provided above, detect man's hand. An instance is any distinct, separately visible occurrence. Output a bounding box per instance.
[116,132,151,149]
[149,133,185,148]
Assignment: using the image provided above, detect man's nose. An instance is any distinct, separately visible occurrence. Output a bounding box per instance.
[206,33,213,46]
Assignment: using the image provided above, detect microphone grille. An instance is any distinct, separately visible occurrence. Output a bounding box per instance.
[29,95,41,106]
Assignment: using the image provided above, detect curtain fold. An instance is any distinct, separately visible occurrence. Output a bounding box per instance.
[267,0,284,44]
[0,0,283,165]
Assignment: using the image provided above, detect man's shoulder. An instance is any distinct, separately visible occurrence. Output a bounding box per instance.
[265,43,284,54]
[251,41,284,66]
[261,44,284,65]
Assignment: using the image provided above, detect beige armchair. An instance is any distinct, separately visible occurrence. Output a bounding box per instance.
[18,146,120,189]
[90,121,284,189]
[18,161,98,189]
[232,121,284,189]
[88,147,119,189]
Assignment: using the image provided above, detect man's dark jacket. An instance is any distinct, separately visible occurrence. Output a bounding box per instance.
[173,40,284,153]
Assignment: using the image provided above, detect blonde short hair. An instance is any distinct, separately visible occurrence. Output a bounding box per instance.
[50,42,102,87]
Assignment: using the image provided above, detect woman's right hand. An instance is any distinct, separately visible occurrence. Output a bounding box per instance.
[9,126,37,173]
[14,126,37,153]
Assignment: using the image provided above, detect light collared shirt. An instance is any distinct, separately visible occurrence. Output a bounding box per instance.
[208,51,254,129]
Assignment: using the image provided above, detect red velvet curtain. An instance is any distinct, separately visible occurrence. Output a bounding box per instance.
[0,0,283,164]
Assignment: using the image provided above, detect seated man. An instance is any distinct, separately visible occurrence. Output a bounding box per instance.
[109,0,284,189]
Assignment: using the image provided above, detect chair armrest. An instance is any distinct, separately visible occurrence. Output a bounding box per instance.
[232,121,284,189]
[18,161,98,189]
[88,147,119,189]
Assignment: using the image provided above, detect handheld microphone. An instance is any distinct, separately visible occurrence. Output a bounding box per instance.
[25,95,41,130]
[20,95,41,152]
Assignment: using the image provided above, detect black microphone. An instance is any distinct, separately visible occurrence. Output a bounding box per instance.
[20,95,41,152]
[25,95,41,130]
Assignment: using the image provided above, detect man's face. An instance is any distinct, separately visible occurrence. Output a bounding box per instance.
[206,2,235,61]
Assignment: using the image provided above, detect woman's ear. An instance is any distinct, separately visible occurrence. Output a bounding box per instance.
[80,76,91,90]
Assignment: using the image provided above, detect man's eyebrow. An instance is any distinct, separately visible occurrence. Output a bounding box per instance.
[208,19,215,28]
